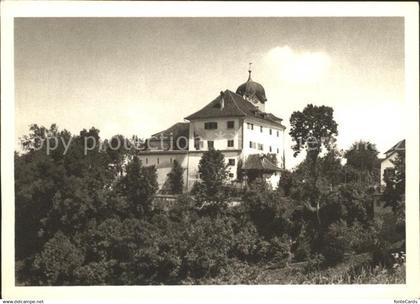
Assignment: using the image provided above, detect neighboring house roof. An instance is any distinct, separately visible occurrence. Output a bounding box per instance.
[384,139,405,155]
[145,122,189,151]
[242,154,282,171]
[383,139,405,160]
[152,122,189,138]
[184,90,285,128]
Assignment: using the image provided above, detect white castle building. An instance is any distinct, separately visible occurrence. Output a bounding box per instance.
[137,69,286,192]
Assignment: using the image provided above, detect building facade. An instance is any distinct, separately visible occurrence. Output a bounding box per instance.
[380,139,405,186]
[137,70,286,192]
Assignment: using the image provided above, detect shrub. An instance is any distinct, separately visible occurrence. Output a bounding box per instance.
[230,221,259,262]
[319,221,350,266]
[180,216,234,279]
[292,226,312,262]
[242,190,291,239]
[32,231,84,285]
[74,261,110,285]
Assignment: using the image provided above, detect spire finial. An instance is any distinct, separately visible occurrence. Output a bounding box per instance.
[248,62,252,80]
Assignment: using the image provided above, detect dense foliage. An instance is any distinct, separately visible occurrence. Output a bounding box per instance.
[15,116,405,285]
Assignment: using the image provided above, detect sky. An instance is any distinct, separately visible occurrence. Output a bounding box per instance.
[15,17,405,168]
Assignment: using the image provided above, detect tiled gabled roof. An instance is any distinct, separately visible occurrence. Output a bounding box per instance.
[152,122,189,138]
[384,139,405,155]
[185,90,285,128]
[242,154,282,171]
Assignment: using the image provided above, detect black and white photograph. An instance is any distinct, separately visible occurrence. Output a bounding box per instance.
[1,1,419,302]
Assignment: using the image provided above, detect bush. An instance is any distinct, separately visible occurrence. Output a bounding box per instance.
[32,231,84,285]
[345,221,377,254]
[74,261,110,285]
[319,221,350,266]
[242,190,292,239]
[181,216,234,279]
[256,235,290,266]
[230,221,259,262]
[292,226,312,262]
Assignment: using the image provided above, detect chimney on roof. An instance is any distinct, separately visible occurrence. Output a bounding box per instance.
[220,91,225,110]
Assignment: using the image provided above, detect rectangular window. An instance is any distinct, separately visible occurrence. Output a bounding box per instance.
[208,141,214,150]
[269,128,272,135]
[146,158,148,164]
[276,130,279,137]
[229,173,234,178]
[157,157,159,164]
[194,138,203,150]
[227,121,234,129]
[277,148,280,154]
[260,126,263,132]
[204,122,218,130]
[227,140,234,147]
[251,123,254,130]
[249,141,253,148]
[258,143,263,151]
[269,146,272,152]
[228,159,235,166]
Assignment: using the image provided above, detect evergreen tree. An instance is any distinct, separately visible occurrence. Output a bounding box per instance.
[167,160,184,194]
[119,156,158,217]
[192,149,230,215]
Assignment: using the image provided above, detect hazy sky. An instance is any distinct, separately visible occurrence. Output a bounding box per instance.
[15,17,404,168]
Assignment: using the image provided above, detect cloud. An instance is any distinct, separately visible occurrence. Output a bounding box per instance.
[263,46,331,85]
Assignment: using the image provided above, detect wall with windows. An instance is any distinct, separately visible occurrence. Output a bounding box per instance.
[137,152,188,192]
[242,119,286,167]
[186,150,241,190]
[188,117,243,151]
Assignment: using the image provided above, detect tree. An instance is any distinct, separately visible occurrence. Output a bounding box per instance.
[118,156,158,217]
[191,150,230,214]
[167,160,184,194]
[277,169,293,196]
[344,141,380,186]
[289,104,338,160]
[105,134,131,176]
[32,231,84,285]
[382,150,405,227]
[289,104,338,222]
[309,148,344,192]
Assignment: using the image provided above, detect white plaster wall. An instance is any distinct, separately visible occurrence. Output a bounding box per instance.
[188,117,242,151]
[265,172,280,189]
[380,152,398,185]
[242,119,285,167]
[137,153,188,191]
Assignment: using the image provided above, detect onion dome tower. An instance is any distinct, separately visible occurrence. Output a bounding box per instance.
[236,63,267,111]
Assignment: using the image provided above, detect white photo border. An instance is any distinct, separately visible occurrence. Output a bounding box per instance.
[1,1,419,300]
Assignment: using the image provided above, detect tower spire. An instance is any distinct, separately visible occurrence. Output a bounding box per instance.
[248,62,252,80]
